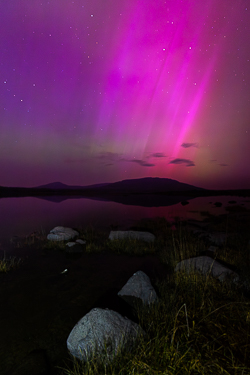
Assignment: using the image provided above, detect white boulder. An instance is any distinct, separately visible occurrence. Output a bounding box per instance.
[66,242,78,247]
[76,239,86,245]
[109,230,155,243]
[47,226,79,241]
[118,270,158,306]
[175,256,239,283]
[67,308,145,363]
[65,240,86,253]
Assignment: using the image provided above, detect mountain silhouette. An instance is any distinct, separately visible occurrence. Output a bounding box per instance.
[92,177,204,193]
[36,181,110,190]
[30,177,206,206]
[1,178,250,207]
[36,177,204,193]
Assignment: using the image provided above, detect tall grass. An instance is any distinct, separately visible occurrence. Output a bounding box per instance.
[0,255,22,273]
[58,214,250,374]
[60,271,250,374]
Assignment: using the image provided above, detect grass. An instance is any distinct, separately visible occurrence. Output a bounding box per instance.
[0,255,22,273]
[2,212,250,373]
[60,272,250,374]
[57,214,250,374]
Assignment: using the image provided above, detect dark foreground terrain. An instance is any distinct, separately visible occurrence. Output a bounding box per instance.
[1,207,250,375]
[0,235,167,375]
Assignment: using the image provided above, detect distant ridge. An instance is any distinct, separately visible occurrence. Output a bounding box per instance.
[1,178,250,204]
[36,181,110,190]
[93,177,205,193]
[36,177,204,193]
[37,182,75,189]
[30,177,206,206]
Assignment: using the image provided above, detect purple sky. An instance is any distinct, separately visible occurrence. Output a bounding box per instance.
[1,0,250,189]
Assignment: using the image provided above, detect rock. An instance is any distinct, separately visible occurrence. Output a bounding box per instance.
[118,270,158,307]
[67,308,145,363]
[61,268,68,274]
[47,226,79,241]
[175,255,239,283]
[66,242,77,247]
[65,242,84,253]
[109,230,155,243]
[76,239,86,245]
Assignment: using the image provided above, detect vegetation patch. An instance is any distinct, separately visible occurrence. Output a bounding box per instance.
[60,272,250,375]
[106,237,157,256]
[0,256,22,273]
[59,214,250,374]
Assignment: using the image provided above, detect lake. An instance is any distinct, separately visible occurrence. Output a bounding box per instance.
[1,193,250,246]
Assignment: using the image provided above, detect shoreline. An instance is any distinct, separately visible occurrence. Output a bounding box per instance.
[1,186,250,199]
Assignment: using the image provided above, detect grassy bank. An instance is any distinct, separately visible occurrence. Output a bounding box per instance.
[56,214,250,374]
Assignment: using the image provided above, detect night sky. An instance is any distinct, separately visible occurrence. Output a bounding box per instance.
[1,0,250,189]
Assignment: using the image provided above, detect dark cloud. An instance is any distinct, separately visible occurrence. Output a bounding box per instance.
[210,160,228,167]
[181,142,198,148]
[169,158,195,167]
[150,152,166,158]
[130,159,155,167]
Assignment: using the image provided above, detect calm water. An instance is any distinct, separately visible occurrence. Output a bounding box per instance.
[1,194,250,243]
